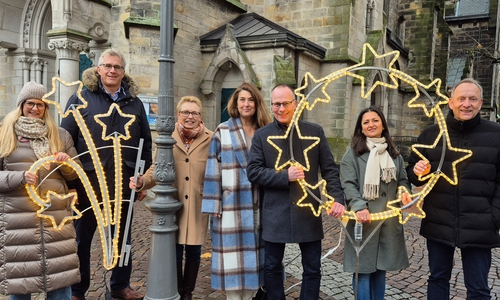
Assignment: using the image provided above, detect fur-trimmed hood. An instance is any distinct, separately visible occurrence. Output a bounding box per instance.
[81,67,140,97]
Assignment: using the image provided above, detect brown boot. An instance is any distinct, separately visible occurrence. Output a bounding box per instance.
[182,261,200,300]
[177,262,184,297]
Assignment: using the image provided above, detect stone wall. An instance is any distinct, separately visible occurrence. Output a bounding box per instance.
[0,53,14,119]
[446,20,497,105]
[242,0,358,60]
[400,0,448,84]
[242,0,383,141]
[2,0,498,144]
[110,0,244,131]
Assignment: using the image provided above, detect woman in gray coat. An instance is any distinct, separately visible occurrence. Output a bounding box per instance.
[0,81,81,300]
[340,106,410,300]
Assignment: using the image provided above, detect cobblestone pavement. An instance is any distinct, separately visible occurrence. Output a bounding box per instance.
[4,200,500,299]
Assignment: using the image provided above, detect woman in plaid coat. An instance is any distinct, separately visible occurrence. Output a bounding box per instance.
[202,83,272,299]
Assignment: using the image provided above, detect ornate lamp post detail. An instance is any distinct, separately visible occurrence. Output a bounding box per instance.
[144,0,182,299]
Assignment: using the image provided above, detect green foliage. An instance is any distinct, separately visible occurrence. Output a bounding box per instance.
[327,137,350,163]
[274,55,296,87]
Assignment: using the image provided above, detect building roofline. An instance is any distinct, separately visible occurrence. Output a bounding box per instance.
[200,12,326,59]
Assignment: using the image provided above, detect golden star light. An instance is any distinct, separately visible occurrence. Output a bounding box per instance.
[26,77,139,270]
[26,157,84,230]
[296,179,335,217]
[267,43,472,223]
[267,124,320,172]
[345,43,400,99]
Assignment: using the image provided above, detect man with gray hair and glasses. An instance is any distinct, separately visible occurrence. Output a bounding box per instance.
[61,49,152,300]
[407,78,500,299]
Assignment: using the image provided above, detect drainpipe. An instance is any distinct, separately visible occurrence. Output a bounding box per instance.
[493,0,500,121]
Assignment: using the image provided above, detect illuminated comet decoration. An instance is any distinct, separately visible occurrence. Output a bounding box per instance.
[25,77,143,269]
[26,157,82,230]
[268,43,472,223]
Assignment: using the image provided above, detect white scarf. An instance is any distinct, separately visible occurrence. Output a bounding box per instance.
[363,137,397,200]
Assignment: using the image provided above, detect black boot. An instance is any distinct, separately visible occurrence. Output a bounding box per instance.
[182,261,200,300]
[177,262,183,298]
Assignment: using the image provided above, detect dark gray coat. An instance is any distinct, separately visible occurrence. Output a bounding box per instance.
[247,119,344,243]
[341,148,410,273]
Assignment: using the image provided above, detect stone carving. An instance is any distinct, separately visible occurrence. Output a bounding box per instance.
[47,39,88,52]
[33,59,47,71]
[22,0,36,45]
[18,57,33,69]
[89,22,109,42]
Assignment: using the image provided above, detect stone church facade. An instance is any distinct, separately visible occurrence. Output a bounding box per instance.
[0,0,498,160]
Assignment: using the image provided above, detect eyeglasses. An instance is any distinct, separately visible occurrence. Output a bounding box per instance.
[271,100,295,109]
[179,110,201,118]
[99,64,125,72]
[24,101,46,109]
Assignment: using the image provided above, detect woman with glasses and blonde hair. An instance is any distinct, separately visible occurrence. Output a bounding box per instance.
[202,82,272,299]
[0,81,82,300]
[130,95,213,300]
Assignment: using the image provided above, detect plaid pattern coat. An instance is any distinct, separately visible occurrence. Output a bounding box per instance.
[202,117,264,291]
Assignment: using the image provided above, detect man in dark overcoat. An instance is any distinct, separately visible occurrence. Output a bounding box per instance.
[247,84,345,300]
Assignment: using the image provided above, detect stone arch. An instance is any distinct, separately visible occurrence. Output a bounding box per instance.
[10,0,56,90]
[15,0,56,119]
[202,59,245,130]
[200,24,260,96]
[200,24,259,129]
[21,0,51,50]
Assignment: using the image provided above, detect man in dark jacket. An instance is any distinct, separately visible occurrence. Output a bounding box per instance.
[407,78,500,299]
[247,84,345,300]
[61,49,152,300]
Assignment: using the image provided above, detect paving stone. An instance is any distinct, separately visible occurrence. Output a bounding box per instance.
[2,202,500,299]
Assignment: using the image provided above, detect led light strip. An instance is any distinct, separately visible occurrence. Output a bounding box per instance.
[267,43,471,224]
[26,78,137,269]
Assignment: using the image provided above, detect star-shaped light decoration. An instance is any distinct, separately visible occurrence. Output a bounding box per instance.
[295,72,333,111]
[25,76,142,270]
[268,43,473,222]
[345,43,400,99]
[35,191,81,230]
[411,108,472,185]
[94,103,136,140]
[405,78,450,118]
[42,77,87,118]
[26,156,87,230]
[296,179,336,217]
[386,186,426,224]
[267,124,320,172]
[94,103,136,226]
